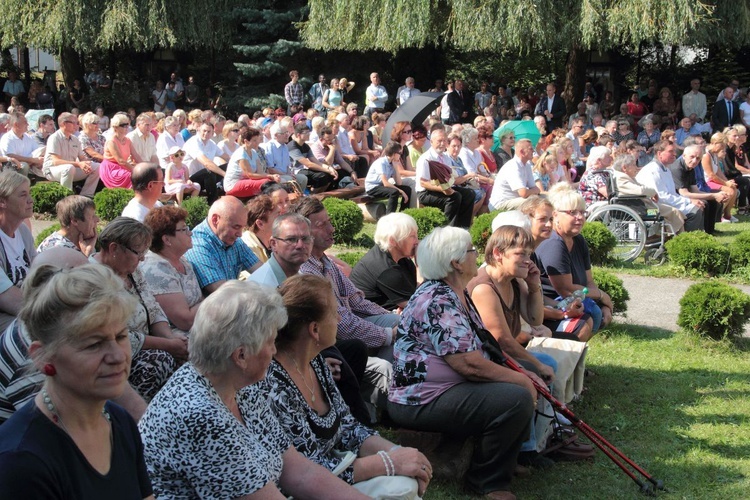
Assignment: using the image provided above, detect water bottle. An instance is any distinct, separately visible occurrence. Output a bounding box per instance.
[556,287,588,312]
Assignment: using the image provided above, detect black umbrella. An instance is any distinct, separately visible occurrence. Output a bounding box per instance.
[381,92,444,145]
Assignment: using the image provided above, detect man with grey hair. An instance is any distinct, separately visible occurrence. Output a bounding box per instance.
[250,213,312,288]
[185,196,261,294]
[0,113,10,139]
[669,143,725,234]
[397,77,421,106]
[365,72,388,117]
[127,113,158,163]
[121,163,165,222]
[489,138,540,211]
[43,112,100,197]
[0,112,41,177]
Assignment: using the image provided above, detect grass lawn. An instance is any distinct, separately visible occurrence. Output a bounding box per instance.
[418,324,750,499]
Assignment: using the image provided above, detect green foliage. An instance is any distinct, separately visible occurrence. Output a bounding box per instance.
[30,183,74,216]
[336,251,366,268]
[34,222,62,248]
[665,231,730,276]
[322,197,363,244]
[182,197,210,229]
[730,231,750,268]
[592,269,630,314]
[402,207,448,239]
[581,222,617,265]
[469,210,501,255]
[678,281,750,340]
[93,188,134,222]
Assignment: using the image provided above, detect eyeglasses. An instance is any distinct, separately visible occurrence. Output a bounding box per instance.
[412,134,425,139]
[402,129,413,134]
[273,235,312,245]
[121,243,147,259]
[231,129,239,133]
[466,247,478,254]
[117,123,129,128]
[559,209,585,218]
[175,227,191,233]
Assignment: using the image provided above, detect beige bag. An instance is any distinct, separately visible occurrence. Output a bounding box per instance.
[331,450,421,500]
[526,337,588,404]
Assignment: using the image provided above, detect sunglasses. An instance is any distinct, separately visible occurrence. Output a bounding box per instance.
[171,151,185,158]
[117,123,129,128]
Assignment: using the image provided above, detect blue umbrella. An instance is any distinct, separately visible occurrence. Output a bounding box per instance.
[493,120,542,152]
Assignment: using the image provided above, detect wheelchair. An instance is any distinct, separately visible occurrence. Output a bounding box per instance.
[585,171,675,264]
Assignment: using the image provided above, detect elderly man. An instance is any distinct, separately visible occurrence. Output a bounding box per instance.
[364,72,388,117]
[127,113,159,163]
[712,87,742,130]
[636,140,704,232]
[293,197,398,420]
[415,128,475,227]
[36,195,99,255]
[263,121,308,189]
[669,142,726,234]
[489,138,540,211]
[42,112,100,197]
[446,80,470,124]
[716,78,741,102]
[535,82,566,131]
[121,163,165,222]
[185,196,260,294]
[397,77,421,106]
[682,78,707,122]
[0,112,41,177]
[183,122,228,204]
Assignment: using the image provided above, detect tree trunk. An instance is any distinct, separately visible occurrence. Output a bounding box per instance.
[563,45,586,114]
[22,47,30,87]
[59,46,85,91]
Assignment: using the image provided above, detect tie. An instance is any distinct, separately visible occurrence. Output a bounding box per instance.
[727,100,733,122]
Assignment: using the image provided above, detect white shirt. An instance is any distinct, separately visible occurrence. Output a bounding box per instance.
[183,136,222,176]
[127,129,157,163]
[636,160,694,215]
[0,131,37,159]
[458,147,483,174]
[366,84,388,109]
[155,132,185,169]
[682,91,707,120]
[337,129,356,156]
[415,148,452,193]
[489,156,536,208]
[121,198,163,222]
[398,87,421,105]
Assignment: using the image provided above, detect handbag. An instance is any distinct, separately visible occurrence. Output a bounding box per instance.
[331,450,421,500]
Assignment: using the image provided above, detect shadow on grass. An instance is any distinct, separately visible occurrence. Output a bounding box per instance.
[600,322,674,341]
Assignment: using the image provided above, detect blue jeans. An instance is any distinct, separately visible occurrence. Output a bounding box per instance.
[583,298,602,331]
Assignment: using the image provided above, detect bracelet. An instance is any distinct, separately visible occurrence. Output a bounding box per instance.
[528,285,541,294]
[377,450,395,476]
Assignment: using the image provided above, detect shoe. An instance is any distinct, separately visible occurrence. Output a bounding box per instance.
[513,464,531,477]
[721,218,732,223]
[518,451,556,469]
[731,215,739,223]
[485,491,517,500]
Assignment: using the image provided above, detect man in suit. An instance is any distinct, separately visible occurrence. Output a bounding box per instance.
[535,82,566,132]
[712,87,741,130]
[446,80,470,124]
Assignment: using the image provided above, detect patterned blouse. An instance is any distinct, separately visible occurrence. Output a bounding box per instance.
[578,169,610,206]
[80,132,106,162]
[256,355,376,484]
[389,280,489,406]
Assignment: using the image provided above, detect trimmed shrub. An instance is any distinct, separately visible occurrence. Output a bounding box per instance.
[677,281,750,340]
[33,222,62,248]
[581,221,617,265]
[183,196,210,228]
[322,197,364,244]
[592,269,630,314]
[337,251,367,268]
[469,211,502,255]
[31,183,73,216]
[730,231,750,268]
[665,231,730,276]
[402,207,448,239]
[94,188,134,222]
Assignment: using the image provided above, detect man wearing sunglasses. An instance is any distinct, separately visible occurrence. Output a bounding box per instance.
[42,113,100,197]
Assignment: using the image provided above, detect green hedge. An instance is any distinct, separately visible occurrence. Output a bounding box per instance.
[677,281,750,340]
[183,196,210,228]
[469,210,502,255]
[665,231,730,276]
[33,222,62,248]
[592,268,630,314]
[93,188,134,222]
[337,251,367,268]
[402,207,448,239]
[730,231,750,268]
[581,222,617,265]
[30,183,73,216]
[322,197,364,244]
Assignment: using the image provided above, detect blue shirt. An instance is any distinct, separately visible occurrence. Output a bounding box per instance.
[185,220,259,290]
[262,140,291,175]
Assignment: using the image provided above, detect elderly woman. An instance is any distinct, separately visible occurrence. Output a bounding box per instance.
[80,111,105,166]
[387,226,535,500]
[142,206,203,336]
[611,154,685,234]
[459,126,494,198]
[0,264,153,498]
[350,213,418,311]
[612,119,635,145]
[259,275,431,497]
[702,132,739,223]
[722,126,750,213]
[138,281,369,499]
[447,133,486,215]
[493,128,515,168]
[155,116,185,169]
[577,146,612,207]
[652,87,680,128]
[535,183,615,333]
[92,217,185,401]
[636,118,660,162]
[224,127,281,198]
[100,113,142,189]
[36,195,99,256]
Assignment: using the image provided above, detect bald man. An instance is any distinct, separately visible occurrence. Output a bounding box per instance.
[184,196,261,294]
[121,163,164,222]
[0,247,147,424]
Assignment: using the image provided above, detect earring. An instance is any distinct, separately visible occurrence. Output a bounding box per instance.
[43,364,56,376]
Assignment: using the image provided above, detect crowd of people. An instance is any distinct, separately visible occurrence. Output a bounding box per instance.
[0,69,746,499]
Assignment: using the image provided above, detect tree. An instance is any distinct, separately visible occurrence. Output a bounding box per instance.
[0,0,233,88]
[300,1,750,112]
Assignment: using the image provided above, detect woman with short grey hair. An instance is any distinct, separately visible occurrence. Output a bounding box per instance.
[138,280,370,500]
[156,115,186,169]
[387,226,535,499]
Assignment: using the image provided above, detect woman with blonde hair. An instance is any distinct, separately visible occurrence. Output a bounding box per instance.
[532,148,560,194]
[702,132,739,222]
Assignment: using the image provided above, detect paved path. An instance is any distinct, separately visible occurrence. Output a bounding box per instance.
[615,274,750,336]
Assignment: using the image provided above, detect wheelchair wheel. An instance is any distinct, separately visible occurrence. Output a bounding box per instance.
[587,205,647,262]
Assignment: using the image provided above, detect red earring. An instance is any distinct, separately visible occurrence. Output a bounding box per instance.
[43,364,56,376]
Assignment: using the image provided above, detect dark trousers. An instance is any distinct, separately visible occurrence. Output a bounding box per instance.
[731,174,750,207]
[703,199,719,234]
[418,185,475,228]
[323,339,371,424]
[367,184,412,214]
[388,381,533,494]
[350,156,370,178]
[190,165,226,204]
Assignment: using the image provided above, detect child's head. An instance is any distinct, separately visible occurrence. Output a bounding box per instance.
[383,141,402,161]
[167,146,185,165]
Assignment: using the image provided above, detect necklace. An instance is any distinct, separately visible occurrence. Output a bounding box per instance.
[41,387,111,435]
[283,354,317,403]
